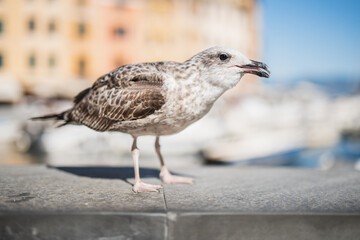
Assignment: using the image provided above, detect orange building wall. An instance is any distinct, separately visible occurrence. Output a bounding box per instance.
[0,0,260,99]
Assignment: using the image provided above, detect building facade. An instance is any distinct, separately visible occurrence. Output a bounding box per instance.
[0,0,260,99]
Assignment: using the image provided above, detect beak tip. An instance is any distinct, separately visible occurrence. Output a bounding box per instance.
[261,71,270,78]
[241,60,271,78]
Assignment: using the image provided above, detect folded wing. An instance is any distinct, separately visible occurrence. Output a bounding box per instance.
[68,68,166,132]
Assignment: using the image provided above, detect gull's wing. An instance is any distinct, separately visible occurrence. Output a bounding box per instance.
[68,64,167,131]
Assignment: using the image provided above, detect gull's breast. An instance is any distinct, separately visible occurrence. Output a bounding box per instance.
[109,73,217,136]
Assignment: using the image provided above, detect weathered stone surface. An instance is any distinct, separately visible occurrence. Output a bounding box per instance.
[0,165,165,213]
[1,165,360,240]
[163,167,360,213]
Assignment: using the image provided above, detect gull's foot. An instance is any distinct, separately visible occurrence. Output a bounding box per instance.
[132,181,162,193]
[160,167,195,185]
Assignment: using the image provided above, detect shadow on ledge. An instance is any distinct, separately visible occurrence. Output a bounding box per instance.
[50,166,160,182]
[49,166,195,185]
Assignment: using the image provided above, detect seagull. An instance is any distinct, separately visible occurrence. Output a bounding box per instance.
[32,46,270,193]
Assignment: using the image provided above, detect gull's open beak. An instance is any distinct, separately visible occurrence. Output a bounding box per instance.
[237,60,271,78]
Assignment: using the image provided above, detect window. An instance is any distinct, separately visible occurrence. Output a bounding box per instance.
[29,54,36,68]
[77,0,87,5]
[0,20,3,34]
[78,23,86,36]
[28,18,35,32]
[48,21,56,33]
[78,58,85,77]
[114,27,126,38]
[49,55,55,68]
[114,59,125,67]
[0,54,3,69]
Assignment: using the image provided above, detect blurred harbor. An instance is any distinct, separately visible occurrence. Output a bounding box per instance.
[1,79,360,170]
[0,0,359,171]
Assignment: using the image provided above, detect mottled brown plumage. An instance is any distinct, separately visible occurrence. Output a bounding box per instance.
[64,63,167,132]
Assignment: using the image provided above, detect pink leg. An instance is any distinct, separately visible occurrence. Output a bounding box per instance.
[131,137,162,193]
[155,137,194,184]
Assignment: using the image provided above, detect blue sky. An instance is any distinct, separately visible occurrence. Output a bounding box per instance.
[262,0,360,81]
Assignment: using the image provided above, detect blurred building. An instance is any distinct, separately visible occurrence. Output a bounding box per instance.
[0,0,260,100]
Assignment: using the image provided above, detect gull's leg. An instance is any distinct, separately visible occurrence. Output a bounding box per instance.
[155,136,194,184]
[131,137,162,193]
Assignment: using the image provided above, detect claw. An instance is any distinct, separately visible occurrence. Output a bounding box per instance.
[132,181,163,193]
[160,167,194,185]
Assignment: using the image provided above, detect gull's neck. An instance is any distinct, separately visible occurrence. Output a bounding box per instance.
[163,61,225,118]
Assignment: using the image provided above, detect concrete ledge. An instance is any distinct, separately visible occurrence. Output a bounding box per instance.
[1,165,360,239]
[1,213,165,240]
[167,214,360,240]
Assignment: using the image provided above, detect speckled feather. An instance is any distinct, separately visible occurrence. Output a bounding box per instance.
[66,63,171,132]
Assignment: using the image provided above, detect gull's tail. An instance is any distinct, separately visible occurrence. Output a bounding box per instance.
[30,110,71,127]
[30,87,91,127]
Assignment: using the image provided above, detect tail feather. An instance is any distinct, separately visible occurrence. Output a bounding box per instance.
[30,113,62,121]
[30,110,70,127]
[55,121,70,128]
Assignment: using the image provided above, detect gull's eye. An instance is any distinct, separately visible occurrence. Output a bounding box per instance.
[219,53,229,61]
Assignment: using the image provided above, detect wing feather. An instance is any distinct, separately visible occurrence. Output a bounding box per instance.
[68,64,167,132]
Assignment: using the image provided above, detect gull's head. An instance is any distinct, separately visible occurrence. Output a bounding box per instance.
[189,46,270,89]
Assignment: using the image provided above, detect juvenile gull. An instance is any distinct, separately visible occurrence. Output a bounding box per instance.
[32,46,270,193]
